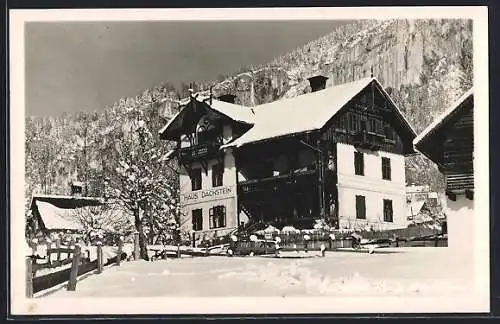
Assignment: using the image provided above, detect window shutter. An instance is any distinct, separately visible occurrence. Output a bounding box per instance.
[222,206,226,227]
[209,207,214,229]
[360,153,364,175]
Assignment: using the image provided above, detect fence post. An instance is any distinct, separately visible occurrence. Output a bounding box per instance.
[68,238,75,260]
[67,245,81,291]
[192,232,196,248]
[96,242,103,274]
[26,257,33,298]
[116,237,123,266]
[46,240,52,264]
[56,238,61,261]
[177,244,181,259]
[133,232,140,261]
[30,239,37,256]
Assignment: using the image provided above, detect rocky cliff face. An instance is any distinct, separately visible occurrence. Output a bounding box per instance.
[202,19,472,191]
[209,19,471,115]
[27,19,472,197]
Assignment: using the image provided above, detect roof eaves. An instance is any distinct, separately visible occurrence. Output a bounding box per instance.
[221,129,319,149]
[372,78,417,138]
[413,88,473,147]
[158,107,185,138]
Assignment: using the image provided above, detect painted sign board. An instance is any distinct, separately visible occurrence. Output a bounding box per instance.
[180,185,236,206]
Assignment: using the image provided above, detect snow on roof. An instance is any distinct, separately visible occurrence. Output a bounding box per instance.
[428,192,439,199]
[414,88,473,146]
[30,194,105,209]
[207,99,255,124]
[31,194,103,202]
[158,95,254,138]
[222,77,415,148]
[35,201,84,231]
[407,200,426,217]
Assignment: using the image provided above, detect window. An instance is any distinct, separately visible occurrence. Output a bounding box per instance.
[338,116,346,130]
[383,199,393,222]
[349,113,358,131]
[354,151,364,176]
[382,157,391,180]
[209,205,226,229]
[360,120,367,132]
[370,119,377,133]
[212,163,224,187]
[356,195,366,219]
[384,125,394,140]
[192,209,203,231]
[191,168,202,191]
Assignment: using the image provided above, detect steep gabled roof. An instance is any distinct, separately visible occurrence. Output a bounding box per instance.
[34,200,85,231]
[414,88,473,147]
[29,194,105,210]
[158,96,254,140]
[158,77,417,152]
[222,77,416,149]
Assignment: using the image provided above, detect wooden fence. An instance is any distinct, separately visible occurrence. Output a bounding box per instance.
[26,240,128,298]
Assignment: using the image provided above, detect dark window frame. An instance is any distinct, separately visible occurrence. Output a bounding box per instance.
[212,163,224,187]
[350,113,358,132]
[356,195,366,220]
[382,157,392,180]
[338,116,346,129]
[384,124,394,140]
[191,168,202,191]
[370,118,377,133]
[354,151,364,176]
[209,205,226,229]
[192,209,203,231]
[383,199,393,222]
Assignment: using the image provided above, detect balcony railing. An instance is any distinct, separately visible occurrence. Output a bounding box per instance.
[178,142,222,164]
[352,131,385,150]
[238,169,318,194]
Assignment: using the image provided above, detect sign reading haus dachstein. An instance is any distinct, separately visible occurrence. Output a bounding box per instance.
[180,185,236,206]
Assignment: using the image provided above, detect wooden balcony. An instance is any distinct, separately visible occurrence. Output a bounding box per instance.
[178,142,222,164]
[238,169,318,195]
[352,131,385,150]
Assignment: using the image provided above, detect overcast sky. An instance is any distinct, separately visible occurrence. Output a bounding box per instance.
[25,20,351,117]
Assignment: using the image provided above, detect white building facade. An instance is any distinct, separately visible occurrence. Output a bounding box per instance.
[160,76,417,241]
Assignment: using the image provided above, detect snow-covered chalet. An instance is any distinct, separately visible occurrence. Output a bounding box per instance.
[159,76,417,242]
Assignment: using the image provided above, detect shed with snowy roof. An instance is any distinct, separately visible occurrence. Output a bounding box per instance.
[28,194,105,236]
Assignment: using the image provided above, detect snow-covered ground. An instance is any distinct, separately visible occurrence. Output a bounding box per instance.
[41,247,474,298]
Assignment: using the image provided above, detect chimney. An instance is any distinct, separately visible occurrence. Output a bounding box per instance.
[307,75,329,92]
[71,181,83,197]
[217,94,236,104]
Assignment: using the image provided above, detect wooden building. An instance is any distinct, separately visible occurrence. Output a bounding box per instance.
[414,89,474,249]
[28,194,105,237]
[160,76,417,241]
